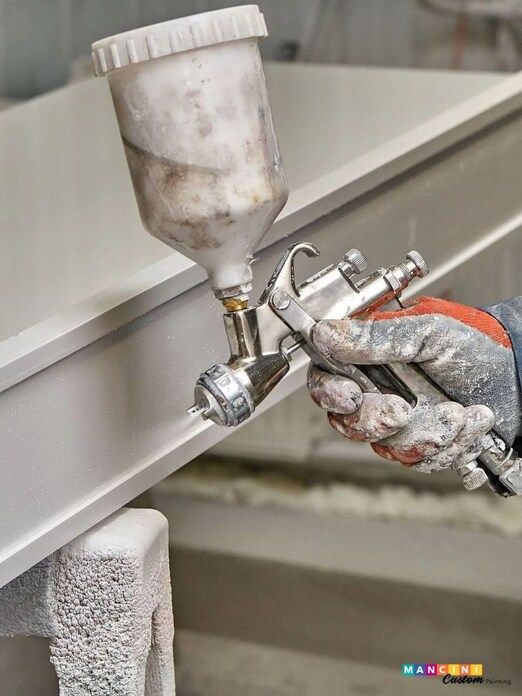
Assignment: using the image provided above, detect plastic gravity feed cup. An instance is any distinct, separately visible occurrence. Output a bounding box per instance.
[92,5,288,301]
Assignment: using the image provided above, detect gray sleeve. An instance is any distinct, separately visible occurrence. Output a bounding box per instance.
[483,297,522,451]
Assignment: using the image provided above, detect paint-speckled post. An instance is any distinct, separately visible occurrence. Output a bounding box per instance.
[0,509,175,696]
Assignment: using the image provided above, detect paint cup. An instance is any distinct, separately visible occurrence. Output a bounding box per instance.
[92,6,288,300]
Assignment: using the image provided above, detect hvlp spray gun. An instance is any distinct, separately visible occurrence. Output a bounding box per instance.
[93,6,522,496]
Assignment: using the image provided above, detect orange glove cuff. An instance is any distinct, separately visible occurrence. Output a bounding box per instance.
[373,296,511,348]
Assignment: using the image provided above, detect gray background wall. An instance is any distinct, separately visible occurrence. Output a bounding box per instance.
[0,0,517,101]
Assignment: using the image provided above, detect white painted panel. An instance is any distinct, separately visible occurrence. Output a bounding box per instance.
[0,104,521,586]
[0,66,502,343]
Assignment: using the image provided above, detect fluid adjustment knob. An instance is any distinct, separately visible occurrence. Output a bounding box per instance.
[406,250,429,278]
[339,249,368,277]
[462,467,489,491]
[455,461,488,491]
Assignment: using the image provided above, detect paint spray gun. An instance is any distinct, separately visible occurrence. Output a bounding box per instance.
[93,6,522,496]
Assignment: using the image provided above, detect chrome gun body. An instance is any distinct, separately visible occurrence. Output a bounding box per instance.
[191,243,522,497]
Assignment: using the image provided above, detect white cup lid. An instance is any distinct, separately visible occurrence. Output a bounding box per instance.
[92,5,267,77]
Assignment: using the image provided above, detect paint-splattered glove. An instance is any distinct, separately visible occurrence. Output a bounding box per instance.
[308,297,522,473]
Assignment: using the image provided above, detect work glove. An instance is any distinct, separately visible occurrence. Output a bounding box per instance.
[307,297,521,473]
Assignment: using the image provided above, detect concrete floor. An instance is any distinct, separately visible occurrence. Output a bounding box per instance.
[161,490,521,694]
[0,636,57,695]
[1,630,513,696]
[2,478,520,694]
[176,630,512,696]
[169,545,521,688]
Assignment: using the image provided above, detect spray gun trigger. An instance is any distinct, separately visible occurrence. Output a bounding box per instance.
[268,289,379,394]
[260,242,320,303]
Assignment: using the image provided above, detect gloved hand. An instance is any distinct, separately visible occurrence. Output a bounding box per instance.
[307,297,522,473]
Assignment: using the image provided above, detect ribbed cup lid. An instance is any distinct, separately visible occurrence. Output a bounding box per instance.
[92,5,267,77]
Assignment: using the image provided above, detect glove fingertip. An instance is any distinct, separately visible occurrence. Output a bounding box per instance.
[328,393,411,443]
[307,366,362,414]
[465,404,496,433]
[328,412,372,441]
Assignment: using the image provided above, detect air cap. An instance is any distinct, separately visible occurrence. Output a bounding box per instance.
[92,5,267,77]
